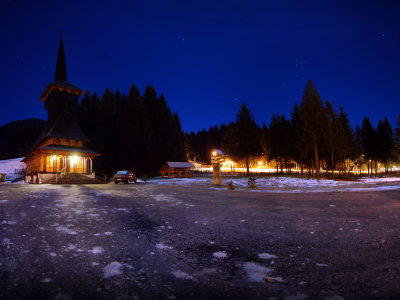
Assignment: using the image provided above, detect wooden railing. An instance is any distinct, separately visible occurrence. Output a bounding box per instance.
[55,166,67,183]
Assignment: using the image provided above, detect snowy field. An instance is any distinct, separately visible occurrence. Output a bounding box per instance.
[2,157,400,192]
[153,175,400,193]
[0,157,26,182]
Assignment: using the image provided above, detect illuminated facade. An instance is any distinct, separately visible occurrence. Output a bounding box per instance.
[22,33,99,183]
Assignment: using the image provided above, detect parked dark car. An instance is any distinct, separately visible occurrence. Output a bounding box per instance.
[113,171,137,184]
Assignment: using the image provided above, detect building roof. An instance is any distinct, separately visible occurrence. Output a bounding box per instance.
[46,111,89,141]
[213,149,226,156]
[39,145,99,155]
[39,34,83,101]
[165,162,195,168]
[39,81,84,101]
[55,35,67,81]
[29,110,89,151]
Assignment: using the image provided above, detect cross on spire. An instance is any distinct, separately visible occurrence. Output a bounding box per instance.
[56,29,67,36]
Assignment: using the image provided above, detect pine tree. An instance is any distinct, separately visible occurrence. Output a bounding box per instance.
[298,79,327,176]
[95,87,118,168]
[77,90,100,149]
[221,102,261,175]
[119,84,154,171]
[377,116,394,172]
[324,100,343,178]
[338,106,354,175]
[260,123,270,166]
[361,117,375,174]
[354,125,363,173]
[268,113,290,172]
[291,102,307,175]
[114,89,123,109]
[393,114,400,162]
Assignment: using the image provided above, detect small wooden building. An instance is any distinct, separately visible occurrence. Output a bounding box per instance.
[158,162,195,178]
[22,33,100,183]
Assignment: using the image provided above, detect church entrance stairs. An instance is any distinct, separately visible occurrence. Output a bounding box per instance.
[46,172,107,184]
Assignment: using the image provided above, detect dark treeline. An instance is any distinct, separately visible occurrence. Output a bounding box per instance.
[186,79,400,176]
[0,118,45,160]
[185,124,228,164]
[75,84,186,173]
[2,79,400,177]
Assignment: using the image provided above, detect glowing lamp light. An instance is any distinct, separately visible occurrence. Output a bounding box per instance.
[258,161,262,165]
[70,156,78,164]
[213,151,217,156]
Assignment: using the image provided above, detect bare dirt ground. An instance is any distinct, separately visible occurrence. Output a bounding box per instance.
[0,182,400,299]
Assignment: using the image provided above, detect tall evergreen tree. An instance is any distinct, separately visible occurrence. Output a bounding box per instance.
[268,113,290,172]
[393,114,400,161]
[324,100,342,178]
[338,106,354,175]
[298,79,327,176]
[221,102,261,175]
[95,87,118,168]
[377,116,394,172]
[291,102,308,174]
[119,84,154,171]
[361,117,375,174]
[260,123,270,165]
[354,125,363,173]
[77,90,96,142]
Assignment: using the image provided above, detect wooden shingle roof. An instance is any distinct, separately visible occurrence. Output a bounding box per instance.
[165,162,195,168]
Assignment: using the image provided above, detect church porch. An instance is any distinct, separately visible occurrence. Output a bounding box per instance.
[23,150,97,184]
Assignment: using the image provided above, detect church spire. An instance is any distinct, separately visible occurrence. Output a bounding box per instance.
[54,30,67,81]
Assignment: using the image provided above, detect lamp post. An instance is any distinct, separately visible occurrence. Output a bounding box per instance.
[369,159,371,176]
[212,151,217,167]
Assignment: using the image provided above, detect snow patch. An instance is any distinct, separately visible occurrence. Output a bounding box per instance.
[258,253,278,259]
[213,251,228,258]
[243,262,273,282]
[316,263,328,267]
[172,270,193,280]
[103,262,123,278]
[156,243,173,250]
[90,247,104,254]
[56,227,77,235]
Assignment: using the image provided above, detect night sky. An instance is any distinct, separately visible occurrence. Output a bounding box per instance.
[1,0,399,133]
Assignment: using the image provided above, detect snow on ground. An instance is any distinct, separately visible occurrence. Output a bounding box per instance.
[152,174,400,192]
[0,157,25,182]
[1,157,400,192]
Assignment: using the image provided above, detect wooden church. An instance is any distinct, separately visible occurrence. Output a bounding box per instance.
[22,33,100,183]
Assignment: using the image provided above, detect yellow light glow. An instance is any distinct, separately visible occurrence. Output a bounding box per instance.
[213,151,217,156]
[52,155,57,160]
[258,161,262,165]
[70,156,78,164]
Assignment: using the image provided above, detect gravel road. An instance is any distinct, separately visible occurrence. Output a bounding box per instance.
[0,182,399,299]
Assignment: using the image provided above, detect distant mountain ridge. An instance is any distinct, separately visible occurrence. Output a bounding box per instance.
[0,118,45,160]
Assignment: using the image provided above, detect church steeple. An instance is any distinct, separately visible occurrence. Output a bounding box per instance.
[54,31,67,81]
[39,31,84,127]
